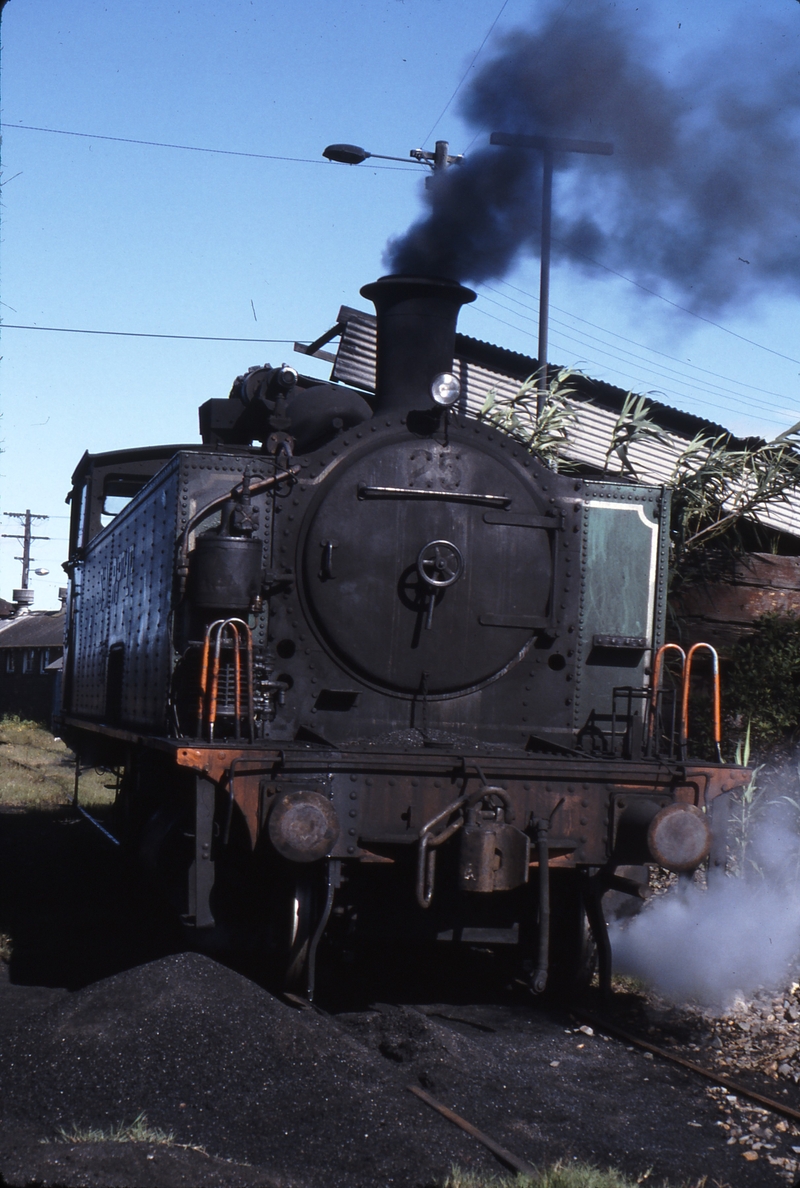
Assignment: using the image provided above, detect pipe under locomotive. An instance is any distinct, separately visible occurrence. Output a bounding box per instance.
[58,275,748,998]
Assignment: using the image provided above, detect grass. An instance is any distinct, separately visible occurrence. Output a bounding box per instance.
[0,716,114,809]
[56,1112,176,1146]
[53,1112,211,1157]
[439,1166,718,1188]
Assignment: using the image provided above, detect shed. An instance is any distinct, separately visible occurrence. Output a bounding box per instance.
[0,610,65,724]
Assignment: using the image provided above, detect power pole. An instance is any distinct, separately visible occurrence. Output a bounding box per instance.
[3,510,49,592]
[490,133,613,417]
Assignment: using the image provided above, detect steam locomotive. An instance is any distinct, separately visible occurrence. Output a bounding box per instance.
[58,275,747,998]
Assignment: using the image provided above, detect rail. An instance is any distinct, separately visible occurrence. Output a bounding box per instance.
[576,1010,800,1127]
[648,643,686,757]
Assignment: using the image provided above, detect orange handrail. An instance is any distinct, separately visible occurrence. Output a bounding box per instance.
[224,618,253,742]
[198,618,254,742]
[197,618,225,735]
[681,642,722,763]
[648,643,686,751]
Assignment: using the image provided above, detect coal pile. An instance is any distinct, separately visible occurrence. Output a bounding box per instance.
[0,950,786,1187]
[0,953,490,1187]
[0,1127,281,1188]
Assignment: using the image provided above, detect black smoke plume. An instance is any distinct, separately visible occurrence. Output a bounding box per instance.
[386,3,800,314]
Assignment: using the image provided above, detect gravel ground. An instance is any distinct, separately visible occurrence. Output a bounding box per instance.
[602,981,800,1182]
[0,805,798,1188]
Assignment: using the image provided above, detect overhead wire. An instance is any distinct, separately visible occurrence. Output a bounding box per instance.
[476,205,800,368]
[6,119,800,374]
[468,295,791,427]
[475,287,799,420]
[546,231,800,367]
[0,324,299,343]
[460,299,791,430]
[494,279,797,403]
[420,0,512,148]
[460,0,575,155]
[2,123,420,171]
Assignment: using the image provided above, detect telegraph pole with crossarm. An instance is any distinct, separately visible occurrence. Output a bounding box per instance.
[2,510,50,601]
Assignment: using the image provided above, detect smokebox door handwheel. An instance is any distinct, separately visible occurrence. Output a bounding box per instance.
[417,539,464,629]
[417,540,464,588]
[300,435,554,695]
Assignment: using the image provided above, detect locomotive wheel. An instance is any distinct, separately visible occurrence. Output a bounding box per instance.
[534,871,596,1001]
[284,874,316,992]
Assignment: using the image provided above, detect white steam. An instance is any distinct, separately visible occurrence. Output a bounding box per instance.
[610,808,800,1009]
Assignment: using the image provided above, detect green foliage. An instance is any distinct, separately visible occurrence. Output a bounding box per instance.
[478,378,800,592]
[594,396,800,577]
[668,431,800,576]
[728,722,766,875]
[479,368,579,471]
[725,615,800,751]
[603,392,668,477]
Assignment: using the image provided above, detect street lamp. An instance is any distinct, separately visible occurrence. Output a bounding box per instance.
[490,132,613,417]
[323,140,462,187]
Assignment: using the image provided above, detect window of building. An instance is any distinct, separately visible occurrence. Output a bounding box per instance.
[39,649,51,673]
[21,649,36,674]
[4,653,15,675]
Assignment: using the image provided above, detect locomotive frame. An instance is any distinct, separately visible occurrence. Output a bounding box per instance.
[58,275,749,999]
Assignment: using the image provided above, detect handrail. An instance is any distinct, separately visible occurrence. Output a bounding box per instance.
[648,643,686,752]
[197,617,254,742]
[209,621,240,739]
[197,618,225,735]
[681,642,722,763]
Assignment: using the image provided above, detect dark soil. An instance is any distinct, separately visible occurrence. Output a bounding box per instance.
[0,806,793,1187]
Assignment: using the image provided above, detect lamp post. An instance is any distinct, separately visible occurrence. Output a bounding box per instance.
[490,133,613,418]
[323,141,462,187]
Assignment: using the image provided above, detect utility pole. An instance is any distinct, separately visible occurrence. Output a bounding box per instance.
[3,510,49,595]
[490,133,613,418]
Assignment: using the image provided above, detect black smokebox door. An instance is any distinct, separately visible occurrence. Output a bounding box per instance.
[300,436,551,695]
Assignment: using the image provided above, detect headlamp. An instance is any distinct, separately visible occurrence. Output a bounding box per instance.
[430,372,460,407]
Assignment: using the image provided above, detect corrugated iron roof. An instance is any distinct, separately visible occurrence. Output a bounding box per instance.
[331,306,379,393]
[324,305,800,539]
[0,611,66,648]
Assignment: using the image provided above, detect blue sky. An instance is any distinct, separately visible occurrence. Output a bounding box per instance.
[1,0,799,606]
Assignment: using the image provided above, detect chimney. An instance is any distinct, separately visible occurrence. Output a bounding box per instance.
[12,588,34,615]
[360,275,476,415]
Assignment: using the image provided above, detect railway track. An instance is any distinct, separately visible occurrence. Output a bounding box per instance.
[402,1003,800,1179]
[577,1011,800,1127]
